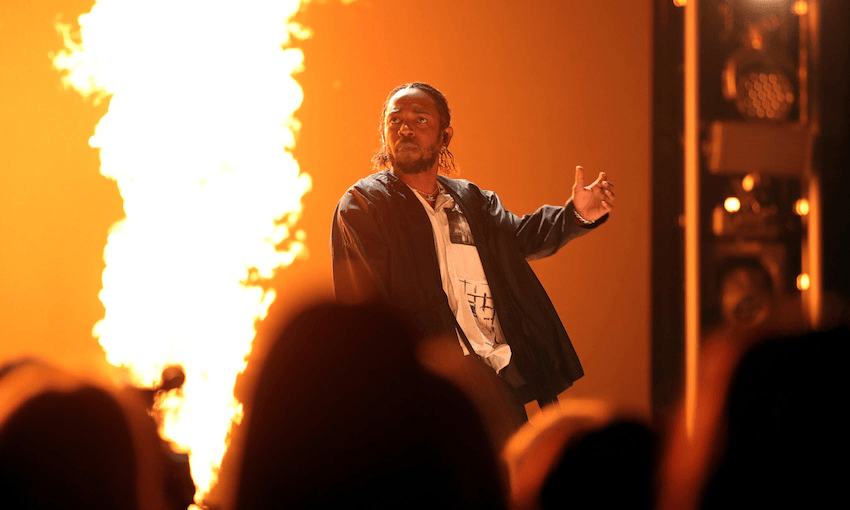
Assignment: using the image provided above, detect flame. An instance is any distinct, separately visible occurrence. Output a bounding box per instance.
[53,0,310,503]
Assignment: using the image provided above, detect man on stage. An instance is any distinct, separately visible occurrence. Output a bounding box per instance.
[331,82,615,419]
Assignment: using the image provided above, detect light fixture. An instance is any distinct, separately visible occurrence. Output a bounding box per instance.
[794,198,809,216]
[720,0,798,121]
[722,43,796,120]
[724,197,742,213]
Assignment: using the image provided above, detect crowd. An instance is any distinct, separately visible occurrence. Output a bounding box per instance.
[1,299,847,509]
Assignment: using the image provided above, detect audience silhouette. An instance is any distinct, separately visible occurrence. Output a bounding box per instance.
[659,324,850,510]
[4,301,847,510]
[700,326,849,509]
[0,358,169,510]
[233,300,506,509]
[503,402,656,510]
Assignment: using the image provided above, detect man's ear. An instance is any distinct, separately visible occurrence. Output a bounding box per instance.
[442,126,454,147]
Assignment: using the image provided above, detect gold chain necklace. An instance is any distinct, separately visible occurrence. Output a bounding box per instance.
[414,186,440,201]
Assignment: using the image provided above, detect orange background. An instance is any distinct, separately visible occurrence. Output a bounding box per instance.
[0,0,651,418]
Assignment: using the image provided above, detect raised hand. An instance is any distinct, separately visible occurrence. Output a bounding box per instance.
[571,165,615,223]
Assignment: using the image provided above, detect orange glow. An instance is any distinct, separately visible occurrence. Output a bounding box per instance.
[724,197,742,213]
[748,0,788,6]
[684,0,699,440]
[793,1,809,16]
[52,0,310,504]
[742,174,756,192]
[797,273,810,291]
[673,0,687,7]
[795,198,810,216]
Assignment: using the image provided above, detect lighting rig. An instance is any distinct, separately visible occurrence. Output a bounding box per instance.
[696,0,818,330]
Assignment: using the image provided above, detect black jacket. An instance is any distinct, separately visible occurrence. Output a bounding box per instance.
[331,170,607,404]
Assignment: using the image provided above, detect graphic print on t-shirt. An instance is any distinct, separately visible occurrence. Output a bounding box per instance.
[460,278,498,340]
[445,204,503,347]
[445,207,475,246]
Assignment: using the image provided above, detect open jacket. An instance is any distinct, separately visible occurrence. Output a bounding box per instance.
[330,170,607,404]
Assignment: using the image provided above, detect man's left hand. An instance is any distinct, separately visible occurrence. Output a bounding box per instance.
[571,165,615,222]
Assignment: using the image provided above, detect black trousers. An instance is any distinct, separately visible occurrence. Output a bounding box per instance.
[498,363,530,423]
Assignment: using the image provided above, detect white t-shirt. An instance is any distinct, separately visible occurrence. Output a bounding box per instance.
[410,183,512,373]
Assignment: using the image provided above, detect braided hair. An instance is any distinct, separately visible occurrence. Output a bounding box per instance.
[371,82,458,175]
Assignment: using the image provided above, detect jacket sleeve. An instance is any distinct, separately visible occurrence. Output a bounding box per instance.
[330,189,391,304]
[483,190,608,261]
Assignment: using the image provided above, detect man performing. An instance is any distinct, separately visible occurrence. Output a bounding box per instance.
[330,82,615,418]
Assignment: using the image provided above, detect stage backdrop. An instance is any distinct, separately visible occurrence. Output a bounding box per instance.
[0,0,651,417]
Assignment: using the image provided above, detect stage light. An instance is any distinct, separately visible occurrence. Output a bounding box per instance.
[716,0,799,122]
[796,273,810,291]
[794,198,809,216]
[792,1,808,16]
[742,173,757,191]
[740,70,793,119]
[724,197,742,213]
[722,43,796,121]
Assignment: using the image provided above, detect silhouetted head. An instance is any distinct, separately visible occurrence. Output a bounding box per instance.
[540,419,656,510]
[0,360,148,510]
[235,300,505,509]
[700,326,850,509]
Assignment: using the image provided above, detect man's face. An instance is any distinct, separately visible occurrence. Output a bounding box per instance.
[383,88,446,175]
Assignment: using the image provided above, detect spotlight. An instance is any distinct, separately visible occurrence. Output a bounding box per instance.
[792,0,808,16]
[796,273,810,291]
[731,68,795,120]
[724,196,742,213]
[706,0,809,176]
[720,19,796,121]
